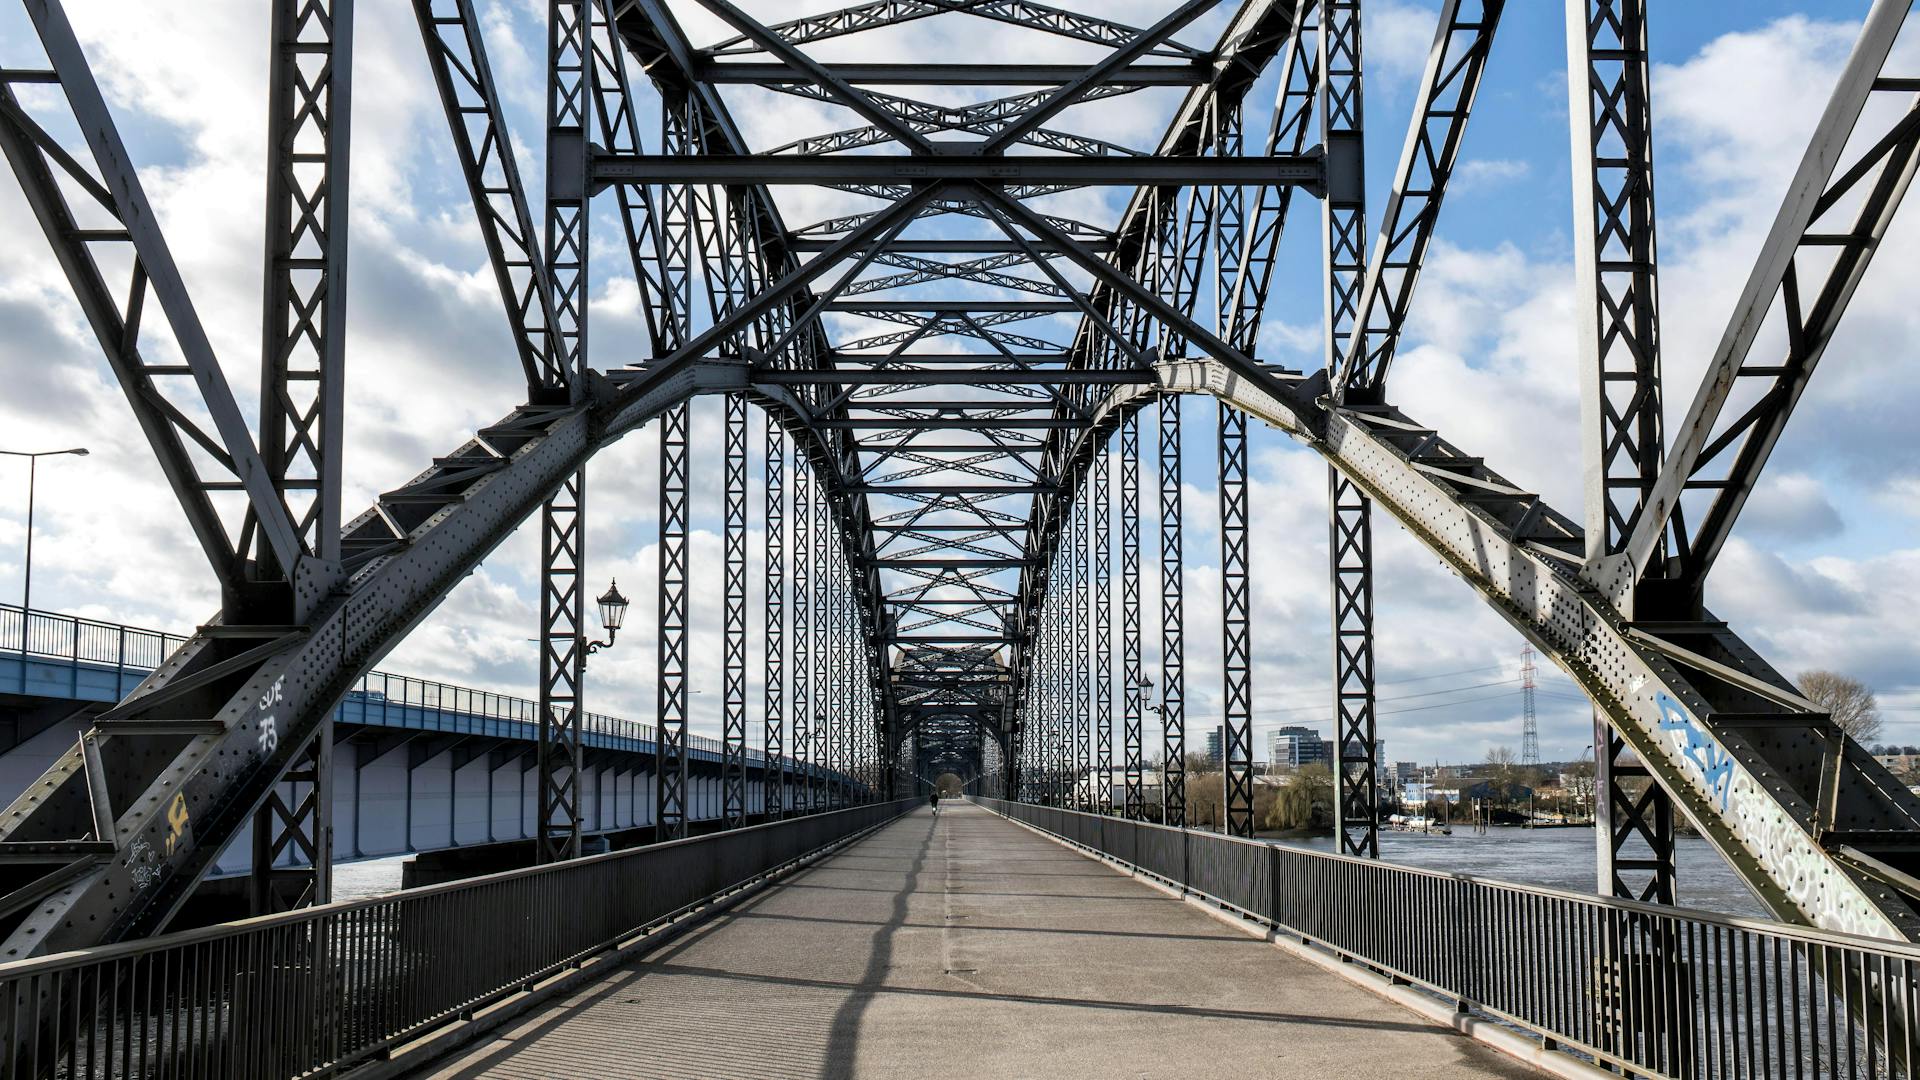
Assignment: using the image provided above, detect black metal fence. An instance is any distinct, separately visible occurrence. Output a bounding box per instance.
[977,798,1920,1080]
[0,799,915,1078]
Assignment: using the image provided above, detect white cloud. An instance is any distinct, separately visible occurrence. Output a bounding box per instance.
[1,2,1914,775]
[1366,1,1446,89]
[1452,157,1530,191]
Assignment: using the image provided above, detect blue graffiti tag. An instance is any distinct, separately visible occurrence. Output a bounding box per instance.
[1655,693,1734,812]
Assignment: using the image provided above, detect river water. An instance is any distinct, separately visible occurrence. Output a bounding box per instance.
[332,856,409,903]
[329,823,1770,920]
[1282,826,1770,919]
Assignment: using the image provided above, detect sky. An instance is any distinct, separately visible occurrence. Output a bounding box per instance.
[0,1,1916,770]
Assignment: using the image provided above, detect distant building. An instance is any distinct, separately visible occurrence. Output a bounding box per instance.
[1393,761,1419,786]
[1876,753,1920,776]
[1267,725,1327,768]
[1204,728,1223,767]
[1092,769,1165,809]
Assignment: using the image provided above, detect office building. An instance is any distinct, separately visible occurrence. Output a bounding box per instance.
[1266,725,1327,768]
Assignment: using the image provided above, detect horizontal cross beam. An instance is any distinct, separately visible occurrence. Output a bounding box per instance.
[855,443,1043,452]
[592,154,1323,188]
[848,484,1059,494]
[757,371,1150,385]
[874,527,1030,537]
[871,559,1036,569]
[789,239,1115,253]
[824,300,1079,313]
[695,62,1210,86]
[827,353,1072,364]
[817,419,1088,429]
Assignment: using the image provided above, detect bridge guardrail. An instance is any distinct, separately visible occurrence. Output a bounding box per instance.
[0,797,917,1077]
[1,603,835,773]
[976,797,1918,1080]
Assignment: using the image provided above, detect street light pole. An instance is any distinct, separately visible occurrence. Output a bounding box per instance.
[1,447,89,615]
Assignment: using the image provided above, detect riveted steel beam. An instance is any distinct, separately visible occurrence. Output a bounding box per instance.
[592,154,1322,187]
[697,61,1210,86]
[1169,355,1920,942]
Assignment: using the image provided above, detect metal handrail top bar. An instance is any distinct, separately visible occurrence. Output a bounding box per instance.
[997,799,1920,960]
[0,800,914,979]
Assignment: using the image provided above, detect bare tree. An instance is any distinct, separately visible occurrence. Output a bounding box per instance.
[1483,745,1520,785]
[1798,670,1883,744]
[1561,760,1596,818]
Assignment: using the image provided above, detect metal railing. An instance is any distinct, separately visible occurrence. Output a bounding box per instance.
[0,799,916,1077]
[0,604,833,774]
[0,604,187,696]
[977,798,1920,1080]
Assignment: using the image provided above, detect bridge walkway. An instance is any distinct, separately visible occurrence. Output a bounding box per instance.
[421,803,1543,1079]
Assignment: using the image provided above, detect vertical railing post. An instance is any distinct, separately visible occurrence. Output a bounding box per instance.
[1218,400,1253,837]
[256,0,352,618]
[812,464,830,812]
[655,403,690,840]
[1094,439,1113,816]
[1158,394,1186,827]
[721,392,748,829]
[1330,472,1379,856]
[793,449,810,814]
[1567,0,1675,905]
[1072,479,1090,812]
[1121,413,1143,819]
[537,470,586,863]
[1318,0,1383,862]
[765,416,786,821]
[543,0,589,397]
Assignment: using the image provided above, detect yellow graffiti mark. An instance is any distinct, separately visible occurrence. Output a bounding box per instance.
[163,792,190,856]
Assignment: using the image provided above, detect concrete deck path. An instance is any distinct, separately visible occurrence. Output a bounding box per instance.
[420,803,1544,1079]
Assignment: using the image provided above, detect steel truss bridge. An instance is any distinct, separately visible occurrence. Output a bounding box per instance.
[2,0,1920,1061]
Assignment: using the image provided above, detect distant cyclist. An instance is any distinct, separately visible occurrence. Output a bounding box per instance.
[930,790,941,816]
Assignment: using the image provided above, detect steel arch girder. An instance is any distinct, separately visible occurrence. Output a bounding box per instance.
[0,360,718,959]
[1162,357,1920,942]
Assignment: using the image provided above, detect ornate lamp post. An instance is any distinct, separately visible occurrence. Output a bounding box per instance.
[583,579,628,665]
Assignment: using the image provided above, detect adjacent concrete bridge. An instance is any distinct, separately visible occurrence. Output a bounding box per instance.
[0,605,860,887]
